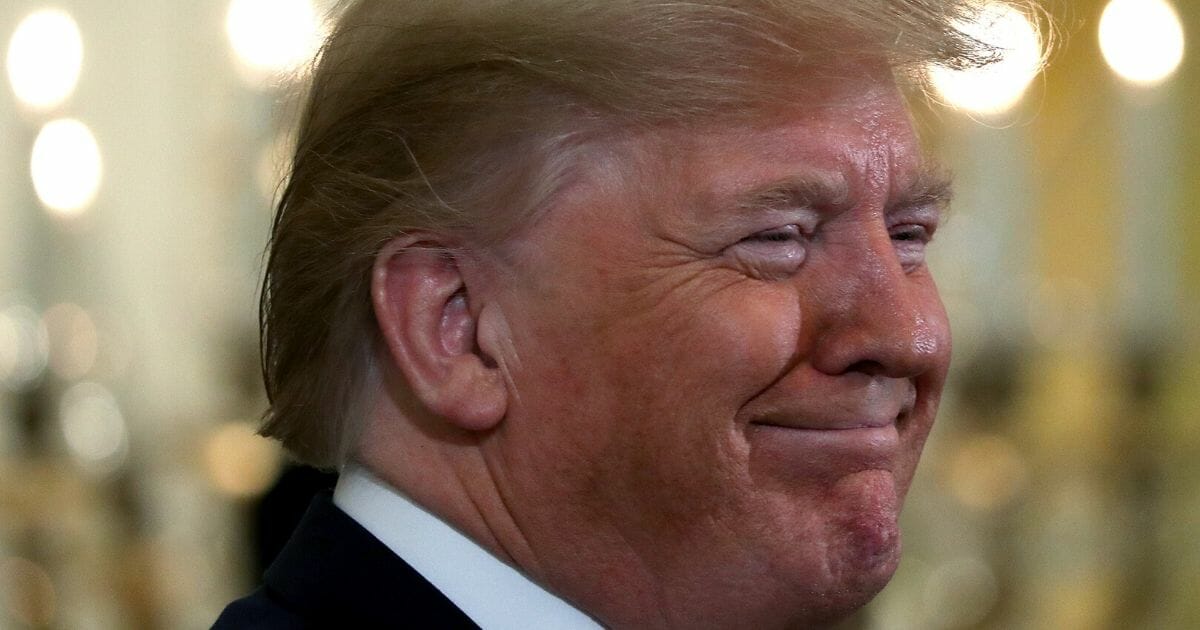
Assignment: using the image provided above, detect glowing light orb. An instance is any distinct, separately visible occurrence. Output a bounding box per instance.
[1099,0,1185,86]
[59,381,129,474]
[226,0,324,84]
[929,3,1043,115]
[0,303,48,390]
[0,557,57,627]
[5,9,83,109]
[30,119,103,216]
[203,422,283,498]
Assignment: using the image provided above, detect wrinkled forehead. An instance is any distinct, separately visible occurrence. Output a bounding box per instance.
[606,68,923,200]
[488,61,925,256]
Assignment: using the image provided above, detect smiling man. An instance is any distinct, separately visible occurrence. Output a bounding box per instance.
[215,1,1007,628]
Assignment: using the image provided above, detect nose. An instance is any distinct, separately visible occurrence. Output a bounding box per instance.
[805,229,949,380]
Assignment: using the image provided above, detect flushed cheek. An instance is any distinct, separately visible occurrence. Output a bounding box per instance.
[605,283,802,411]
[522,283,805,515]
[615,290,805,486]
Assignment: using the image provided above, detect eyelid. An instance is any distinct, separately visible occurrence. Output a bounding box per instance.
[889,221,935,273]
[743,224,804,242]
[890,224,932,242]
[725,223,808,280]
[887,204,941,236]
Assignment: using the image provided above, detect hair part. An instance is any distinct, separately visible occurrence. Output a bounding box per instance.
[260,0,1031,467]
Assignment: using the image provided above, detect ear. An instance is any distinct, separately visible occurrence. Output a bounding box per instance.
[371,235,507,432]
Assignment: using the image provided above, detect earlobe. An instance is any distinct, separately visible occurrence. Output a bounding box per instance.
[371,235,508,432]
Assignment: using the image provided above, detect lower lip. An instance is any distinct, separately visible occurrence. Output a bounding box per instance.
[746,423,901,479]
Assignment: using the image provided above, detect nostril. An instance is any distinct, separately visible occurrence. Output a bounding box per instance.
[845,359,886,376]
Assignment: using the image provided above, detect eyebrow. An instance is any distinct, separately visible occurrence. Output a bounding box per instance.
[732,171,851,213]
[894,164,954,211]
[729,163,954,217]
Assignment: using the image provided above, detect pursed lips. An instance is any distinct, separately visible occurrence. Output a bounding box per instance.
[751,413,897,431]
[745,406,910,478]
[747,389,915,432]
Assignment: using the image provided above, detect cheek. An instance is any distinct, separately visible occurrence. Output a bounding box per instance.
[503,279,806,498]
[598,281,804,425]
[592,294,800,502]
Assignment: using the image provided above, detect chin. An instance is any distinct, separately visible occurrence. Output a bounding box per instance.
[824,533,902,615]
[799,470,907,625]
[776,531,901,630]
[762,551,900,630]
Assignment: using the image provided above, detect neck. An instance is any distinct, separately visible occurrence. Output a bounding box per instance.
[355,386,675,629]
[354,392,543,577]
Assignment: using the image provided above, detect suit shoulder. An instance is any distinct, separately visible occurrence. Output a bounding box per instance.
[212,586,304,630]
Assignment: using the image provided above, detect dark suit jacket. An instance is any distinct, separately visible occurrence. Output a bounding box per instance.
[213,492,480,629]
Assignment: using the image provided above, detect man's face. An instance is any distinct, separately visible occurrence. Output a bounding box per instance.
[479,70,951,628]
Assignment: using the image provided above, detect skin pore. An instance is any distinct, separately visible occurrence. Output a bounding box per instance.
[363,64,952,629]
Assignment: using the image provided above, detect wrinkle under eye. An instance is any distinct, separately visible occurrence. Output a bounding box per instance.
[889,224,933,271]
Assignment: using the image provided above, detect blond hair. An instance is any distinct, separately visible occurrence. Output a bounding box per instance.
[260,0,1013,467]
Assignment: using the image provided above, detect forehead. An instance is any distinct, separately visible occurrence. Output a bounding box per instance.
[496,70,927,259]
[613,73,923,213]
[676,76,907,192]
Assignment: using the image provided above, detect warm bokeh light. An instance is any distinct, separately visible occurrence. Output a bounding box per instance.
[30,118,103,216]
[225,0,324,84]
[945,433,1029,511]
[928,2,1043,115]
[203,422,283,498]
[1028,277,1101,350]
[59,381,129,475]
[922,557,1000,628]
[5,9,83,109]
[0,309,24,387]
[42,303,99,380]
[0,556,57,627]
[1099,0,1185,86]
[0,302,49,391]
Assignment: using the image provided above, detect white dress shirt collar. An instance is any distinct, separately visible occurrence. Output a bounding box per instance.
[333,464,602,630]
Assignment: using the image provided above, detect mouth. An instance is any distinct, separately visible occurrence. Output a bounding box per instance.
[746,387,916,433]
[748,421,900,444]
[746,417,904,476]
[748,406,905,432]
[751,417,896,431]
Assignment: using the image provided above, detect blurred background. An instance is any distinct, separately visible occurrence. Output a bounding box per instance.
[0,0,1195,628]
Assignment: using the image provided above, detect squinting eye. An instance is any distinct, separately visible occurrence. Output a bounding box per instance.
[744,224,802,243]
[890,223,934,271]
[890,225,931,243]
[727,224,807,279]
